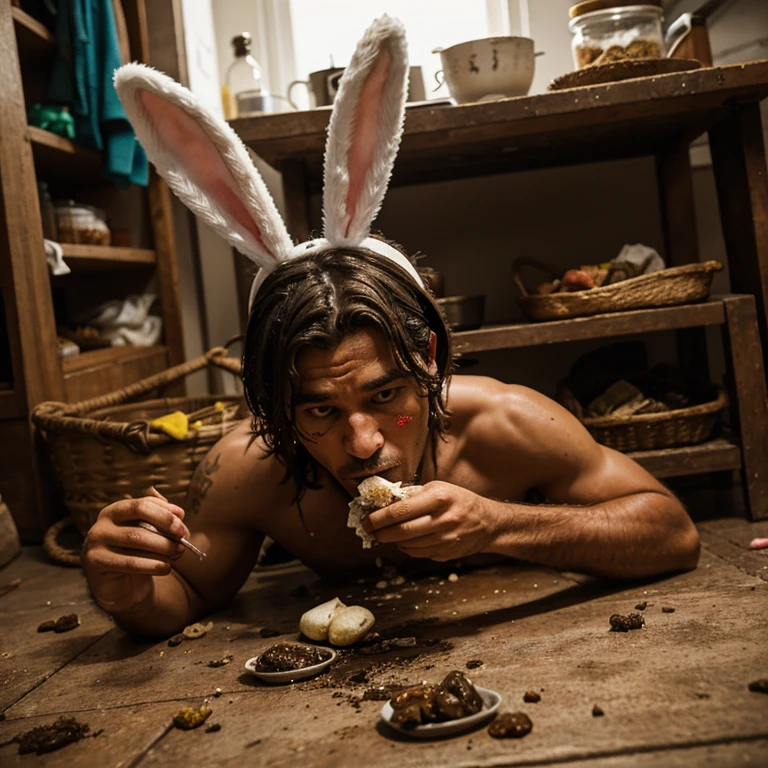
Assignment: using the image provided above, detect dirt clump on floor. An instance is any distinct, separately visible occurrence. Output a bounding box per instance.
[12,716,97,755]
[748,679,768,694]
[37,614,80,633]
[523,690,541,703]
[488,712,533,738]
[609,612,644,632]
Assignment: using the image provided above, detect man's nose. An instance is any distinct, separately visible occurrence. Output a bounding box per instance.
[344,412,384,459]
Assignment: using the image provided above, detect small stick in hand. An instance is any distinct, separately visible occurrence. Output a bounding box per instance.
[143,487,206,561]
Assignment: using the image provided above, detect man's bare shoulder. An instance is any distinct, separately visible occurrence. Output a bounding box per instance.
[446,376,600,469]
[185,419,292,528]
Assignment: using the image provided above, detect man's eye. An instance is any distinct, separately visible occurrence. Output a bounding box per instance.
[308,405,336,418]
[372,388,400,404]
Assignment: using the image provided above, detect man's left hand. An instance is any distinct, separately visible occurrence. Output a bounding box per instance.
[362,481,498,561]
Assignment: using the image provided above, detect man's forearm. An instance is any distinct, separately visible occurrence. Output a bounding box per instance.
[484,491,699,579]
[105,570,204,637]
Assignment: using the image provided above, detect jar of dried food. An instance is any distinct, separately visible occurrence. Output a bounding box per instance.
[54,201,111,246]
[569,1,664,70]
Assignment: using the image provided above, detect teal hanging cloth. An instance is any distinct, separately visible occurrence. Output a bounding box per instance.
[47,0,148,187]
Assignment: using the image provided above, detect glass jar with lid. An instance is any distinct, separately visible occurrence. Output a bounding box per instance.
[569,0,664,70]
[54,201,111,246]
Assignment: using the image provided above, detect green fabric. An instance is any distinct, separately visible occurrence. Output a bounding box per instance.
[47,0,147,187]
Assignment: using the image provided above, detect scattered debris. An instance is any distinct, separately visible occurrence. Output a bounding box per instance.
[13,716,97,755]
[661,606,675,613]
[214,688,222,697]
[254,643,331,673]
[259,627,281,639]
[37,620,56,633]
[592,704,605,717]
[345,669,368,685]
[376,580,389,589]
[695,692,710,699]
[609,613,644,632]
[205,723,221,733]
[167,634,185,647]
[207,655,234,668]
[635,601,647,611]
[448,573,459,582]
[363,684,408,701]
[0,578,22,598]
[488,712,533,738]
[357,637,417,655]
[748,679,768,694]
[183,621,213,639]
[523,690,541,703]
[466,660,483,670]
[173,705,212,730]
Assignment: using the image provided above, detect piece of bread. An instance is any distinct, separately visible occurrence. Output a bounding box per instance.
[347,475,422,548]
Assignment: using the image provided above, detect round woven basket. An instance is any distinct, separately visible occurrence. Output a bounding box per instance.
[32,347,245,536]
[581,389,728,452]
[512,258,723,322]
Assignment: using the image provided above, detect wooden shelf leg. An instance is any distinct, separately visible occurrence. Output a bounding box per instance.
[655,141,709,383]
[709,102,768,369]
[720,295,768,521]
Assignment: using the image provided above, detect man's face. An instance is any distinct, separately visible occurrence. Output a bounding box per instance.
[293,327,433,498]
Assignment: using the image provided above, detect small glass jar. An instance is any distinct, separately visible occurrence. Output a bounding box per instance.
[569,1,664,70]
[54,201,111,246]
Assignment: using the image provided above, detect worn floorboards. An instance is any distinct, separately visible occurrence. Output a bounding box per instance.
[1,512,767,767]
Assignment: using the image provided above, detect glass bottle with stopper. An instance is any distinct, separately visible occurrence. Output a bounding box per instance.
[222,32,262,119]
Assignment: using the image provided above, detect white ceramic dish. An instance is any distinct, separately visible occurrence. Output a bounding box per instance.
[380,685,502,739]
[434,37,535,104]
[244,646,337,684]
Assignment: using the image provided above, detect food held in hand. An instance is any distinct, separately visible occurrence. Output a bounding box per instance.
[253,642,332,672]
[347,475,422,548]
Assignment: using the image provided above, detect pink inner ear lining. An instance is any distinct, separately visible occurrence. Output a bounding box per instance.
[137,89,268,253]
[345,47,391,239]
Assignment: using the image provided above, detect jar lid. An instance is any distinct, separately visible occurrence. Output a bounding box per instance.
[569,0,662,19]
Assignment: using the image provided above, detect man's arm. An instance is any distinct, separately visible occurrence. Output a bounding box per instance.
[83,421,268,636]
[366,385,699,579]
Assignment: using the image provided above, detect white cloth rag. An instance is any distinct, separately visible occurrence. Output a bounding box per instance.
[44,239,70,276]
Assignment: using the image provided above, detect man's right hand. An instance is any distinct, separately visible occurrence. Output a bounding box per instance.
[82,490,190,614]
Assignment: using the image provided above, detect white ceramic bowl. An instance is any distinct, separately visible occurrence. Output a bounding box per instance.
[380,685,502,739]
[436,37,535,104]
[244,646,337,684]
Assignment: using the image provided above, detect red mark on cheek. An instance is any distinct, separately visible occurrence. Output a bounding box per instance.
[397,415,413,428]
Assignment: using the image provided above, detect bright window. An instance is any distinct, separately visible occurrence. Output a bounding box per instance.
[289,1,497,101]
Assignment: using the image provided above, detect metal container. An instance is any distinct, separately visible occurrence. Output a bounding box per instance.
[436,295,486,331]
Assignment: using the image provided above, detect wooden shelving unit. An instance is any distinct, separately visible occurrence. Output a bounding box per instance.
[59,244,157,271]
[0,1,186,540]
[234,63,768,520]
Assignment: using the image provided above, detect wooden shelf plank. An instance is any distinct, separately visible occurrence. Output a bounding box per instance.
[29,126,102,181]
[628,438,742,479]
[62,345,169,402]
[233,61,768,187]
[62,344,167,375]
[452,301,726,354]
[11,7,55,52]
[59,244,156,271]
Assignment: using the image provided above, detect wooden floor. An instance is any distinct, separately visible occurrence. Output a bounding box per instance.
[1,488,767,767]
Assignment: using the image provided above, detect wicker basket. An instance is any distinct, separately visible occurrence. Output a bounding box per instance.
[512,258,723,322]
[581,389,728,452]
[32,346,245,536]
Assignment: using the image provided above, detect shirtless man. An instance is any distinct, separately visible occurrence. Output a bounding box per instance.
[82,249,700,637]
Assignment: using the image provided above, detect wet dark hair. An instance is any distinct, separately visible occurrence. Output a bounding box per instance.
[242,246,453,501]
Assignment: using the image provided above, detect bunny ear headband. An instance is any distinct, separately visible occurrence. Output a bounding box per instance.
[113,15,422,309]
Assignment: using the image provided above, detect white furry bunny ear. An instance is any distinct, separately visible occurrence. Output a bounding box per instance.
[323,16,409,246]
[114,63,293,272]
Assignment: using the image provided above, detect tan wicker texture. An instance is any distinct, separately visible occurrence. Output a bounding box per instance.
[513,259,723,321]
[32,347,245,535]
[581,389,728,452]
